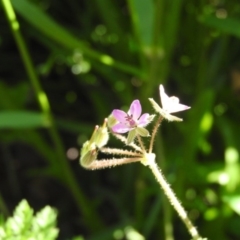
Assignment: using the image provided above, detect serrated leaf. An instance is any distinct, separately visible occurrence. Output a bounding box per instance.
[6,200,33,236]
[1,200,59,239]
[34,206,57,229]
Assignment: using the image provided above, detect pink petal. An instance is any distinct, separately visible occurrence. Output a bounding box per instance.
[112,123,131,133]
[138,113,150,127]
[128,100,141,120]
[112,110,128,123]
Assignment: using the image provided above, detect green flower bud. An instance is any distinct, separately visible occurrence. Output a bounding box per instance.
[80,148,98,168]
[93,119,109,148]
[87,119,109,149]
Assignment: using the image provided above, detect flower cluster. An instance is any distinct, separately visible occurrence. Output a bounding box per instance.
[80,84,190,169]
[79,85,206,240]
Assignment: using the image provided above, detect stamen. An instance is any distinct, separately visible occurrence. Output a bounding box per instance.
[125,114,136,127]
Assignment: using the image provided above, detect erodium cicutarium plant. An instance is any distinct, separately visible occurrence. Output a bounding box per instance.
[80,85,207,240]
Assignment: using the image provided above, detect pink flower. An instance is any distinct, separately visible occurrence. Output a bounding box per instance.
[111,100,150,133]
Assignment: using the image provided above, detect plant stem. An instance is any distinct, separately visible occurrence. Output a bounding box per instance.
[137,135,146,153]
[155,133,174,240]
[88,157,141,170]
[101,147,142,157]
[2,0,102,230]
[148,160,203,240]
[149,115,163,153]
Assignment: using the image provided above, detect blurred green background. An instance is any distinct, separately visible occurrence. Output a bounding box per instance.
[1,0,240,239]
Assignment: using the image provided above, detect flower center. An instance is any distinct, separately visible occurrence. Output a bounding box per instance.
[125,114,137,127]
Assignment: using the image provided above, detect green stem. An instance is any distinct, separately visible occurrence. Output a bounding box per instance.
[137,135,146,153]
[2,0,102,230]
[155,133,174,240]
[149,115,163,153]
[148,159,203,240]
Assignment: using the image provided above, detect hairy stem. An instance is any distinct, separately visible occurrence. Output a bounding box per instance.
[88,158,141,170]
[113,133,143,152]
[148,160,203,240]
[149,115,164,153]
[101,147,142,157]
[137,135,146,153]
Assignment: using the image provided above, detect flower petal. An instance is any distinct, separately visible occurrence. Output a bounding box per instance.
[159,85,190,113]
[128,100,141,120]
[112,110,128,123]
[159,85,170,110]
[168,103,190,113]
[138,113,150,127]
[112,123,131,133]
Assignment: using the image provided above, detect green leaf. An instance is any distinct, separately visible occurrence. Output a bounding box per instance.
[223,195,240,215]
[11,0,142,77]
[128,0,154,49]
[1,200,59,239]
[200,15,240,39]
[5,200,33,236]
[32,206,59,239]
[0,111,49,129]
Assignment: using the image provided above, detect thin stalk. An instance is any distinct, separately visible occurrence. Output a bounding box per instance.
[155,132,174,240]
[113,133,143,152]
[88,157,141,170]
[2,0,102,230]
[137,135,146,153]
[101,147,142,157]
[149,115,163,153]
[148,160,203,240]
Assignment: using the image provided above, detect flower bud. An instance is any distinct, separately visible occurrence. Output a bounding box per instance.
[80,141,98,167]
[93,119,109,148]
[80,148,98,168]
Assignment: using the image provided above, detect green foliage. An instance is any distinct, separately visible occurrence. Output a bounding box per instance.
[1,0,240,239]
[0,111,49,129]
[0,200,59,240]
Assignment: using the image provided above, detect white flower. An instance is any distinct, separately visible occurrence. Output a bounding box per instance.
[149,84,190,121]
